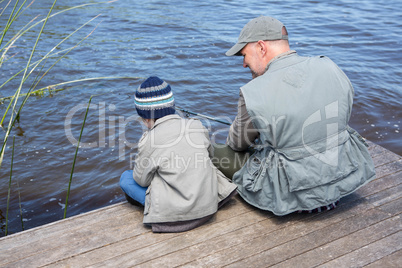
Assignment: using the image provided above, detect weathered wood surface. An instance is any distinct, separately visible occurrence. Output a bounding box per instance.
[0,141,400,267]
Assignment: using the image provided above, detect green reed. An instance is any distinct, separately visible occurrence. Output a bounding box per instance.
[5,136,15,236]
[0,76,142,103]
[64,95,94,219]
[15,170,24,232]
[1,0,57,170]
[0,0,139,234]
[1,0,57,236]
[0,0,122,168]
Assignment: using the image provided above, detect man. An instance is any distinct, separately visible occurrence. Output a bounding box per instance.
[223,16,376,215]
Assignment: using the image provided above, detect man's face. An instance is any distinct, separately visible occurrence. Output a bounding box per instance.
[240,42,266,79]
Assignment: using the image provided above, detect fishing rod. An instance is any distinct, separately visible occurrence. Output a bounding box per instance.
[175,106,231,126]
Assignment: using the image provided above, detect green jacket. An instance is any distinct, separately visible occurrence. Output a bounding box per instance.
[233,53,376,215]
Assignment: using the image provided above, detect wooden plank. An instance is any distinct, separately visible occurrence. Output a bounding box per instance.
[62,157,401,267]
[211,207,397,267]
[226,172,402,267]
[355,170,402,199]
[269,209,401,267]
[372,158,401,179]
[371,149,400,167]
[363,249,402,268]
[133,212,313,267]
[366,141,401,178]
[85,206,270,267]
[376,195,402,215]
[176,179,402,267]
[27,197,253,267]
[367,140,390,158]
[0,141,399,268]
[363,177,402,208]
[135,172,402,267]
[0,204,151,267]
[316,231,402,268]
[0,202,137,249]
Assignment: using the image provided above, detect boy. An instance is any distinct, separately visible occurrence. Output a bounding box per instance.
[119,76,237,233]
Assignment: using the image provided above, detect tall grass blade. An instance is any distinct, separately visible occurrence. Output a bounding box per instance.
[0,0,24,48]
[1,2,115,127]
[0,1,12,18]
[0,76,143,103]
[1,14,39,69]
[0,33,96,93]
[2,15,104,126]
[2,0,56,122]
[64,95,94,219]
[15,174,24,231]
[24,16,103,98]
[0,1,115,54]
[0,1,34,64]
[0,0,57,170]
[5,136,15,236]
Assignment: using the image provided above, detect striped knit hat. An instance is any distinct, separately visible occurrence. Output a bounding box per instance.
[134,76,175,119]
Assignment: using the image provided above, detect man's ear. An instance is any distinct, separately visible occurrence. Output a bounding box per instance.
[256,40,268,56]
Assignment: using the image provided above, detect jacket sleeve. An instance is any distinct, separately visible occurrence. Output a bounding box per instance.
[202,122,214,158]
[133,131,158,187]
[226,90,259,151]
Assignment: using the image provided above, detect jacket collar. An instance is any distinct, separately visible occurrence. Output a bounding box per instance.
[264,50,297,72]
[150,113,181,130]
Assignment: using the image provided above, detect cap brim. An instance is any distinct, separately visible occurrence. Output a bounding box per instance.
[225,42,247,56]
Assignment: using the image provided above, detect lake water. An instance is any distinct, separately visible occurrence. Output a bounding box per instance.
[0,0,401,237]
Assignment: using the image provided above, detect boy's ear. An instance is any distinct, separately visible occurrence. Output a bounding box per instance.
[142,118,155,129]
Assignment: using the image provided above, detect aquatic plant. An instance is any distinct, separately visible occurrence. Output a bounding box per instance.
[5,136,15,236]
[0,0,139,235]
[64,95,93,219]
[0,0,110,168]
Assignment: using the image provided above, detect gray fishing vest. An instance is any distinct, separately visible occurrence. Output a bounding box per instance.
[233,53,376,215]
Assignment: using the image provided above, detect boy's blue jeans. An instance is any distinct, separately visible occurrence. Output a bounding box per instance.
[119,170,147,205]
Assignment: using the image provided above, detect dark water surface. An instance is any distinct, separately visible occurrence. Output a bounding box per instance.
[0,0,401,236]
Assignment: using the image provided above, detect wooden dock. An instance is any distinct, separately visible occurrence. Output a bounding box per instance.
[0,141,401,267]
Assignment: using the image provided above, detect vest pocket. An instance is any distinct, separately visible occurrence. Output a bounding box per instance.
[244,154,266,192]
[282,140,358,192]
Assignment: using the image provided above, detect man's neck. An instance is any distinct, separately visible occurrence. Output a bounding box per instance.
[264,50,296,72]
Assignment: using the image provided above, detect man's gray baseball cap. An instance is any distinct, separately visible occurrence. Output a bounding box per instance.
[226,16,288,56]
